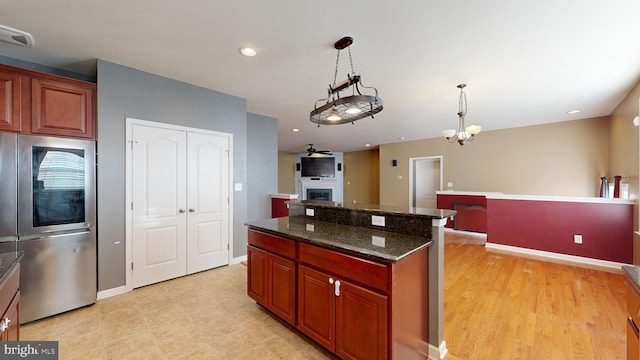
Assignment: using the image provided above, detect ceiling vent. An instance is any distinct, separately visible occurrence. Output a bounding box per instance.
[0,24,34,47]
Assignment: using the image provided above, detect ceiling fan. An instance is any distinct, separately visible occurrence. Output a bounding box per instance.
[306,144,332,156]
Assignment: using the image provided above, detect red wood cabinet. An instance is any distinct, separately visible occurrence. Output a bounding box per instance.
[0,264,20,341]
[247,246,268,305]
[298,243,388,359]
[0,63,95,139]
[0,71,22,132]
[298,265,335,350]
[247,231,297,326]
[30,77,94,139]
[247,228,428,359]
[268,254,296,324]
[299,264,388,359]
[0,292,19,341]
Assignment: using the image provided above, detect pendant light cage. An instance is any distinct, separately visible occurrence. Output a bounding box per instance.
[310,37,383,126]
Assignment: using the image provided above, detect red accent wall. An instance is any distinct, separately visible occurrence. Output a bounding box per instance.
[437,194,487,230]
[486,198,634,264]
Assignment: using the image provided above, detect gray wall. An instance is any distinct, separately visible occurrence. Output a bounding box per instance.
[0,54,95,82]
[97,59,249,291]
[247,113,278,221]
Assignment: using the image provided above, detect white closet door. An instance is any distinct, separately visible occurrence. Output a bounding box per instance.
[186,132,229,273]
[131,125,187,288]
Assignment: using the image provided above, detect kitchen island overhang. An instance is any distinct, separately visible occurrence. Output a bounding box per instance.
[245,200,454,360]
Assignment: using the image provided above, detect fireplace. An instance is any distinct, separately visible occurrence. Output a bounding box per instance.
[306,188,333,201]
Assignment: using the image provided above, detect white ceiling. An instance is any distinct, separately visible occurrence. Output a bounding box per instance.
[1,0,639,153]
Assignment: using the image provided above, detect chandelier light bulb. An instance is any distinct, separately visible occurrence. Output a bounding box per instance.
[345,106,362,115]
[326,108,342,121]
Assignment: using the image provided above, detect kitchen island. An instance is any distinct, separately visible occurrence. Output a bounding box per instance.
[246,200,454,360]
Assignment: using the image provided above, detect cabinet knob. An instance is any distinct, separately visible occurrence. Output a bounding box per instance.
[189,208,196,213]
[334,280,341,297]
[329,278,334,284]
[178,208,186,213]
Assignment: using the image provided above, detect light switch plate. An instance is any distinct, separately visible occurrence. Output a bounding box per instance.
[234,183,242,191]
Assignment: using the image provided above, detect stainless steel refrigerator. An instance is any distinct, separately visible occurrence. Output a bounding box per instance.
[0,132,96,324]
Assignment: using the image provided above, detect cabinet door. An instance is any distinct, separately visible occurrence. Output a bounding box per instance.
[336,282,388,360]
[269,254,296,326]
[0,72,21,132]
[298,265,335,351]
[31,78,94,138]
[247,246,268,306]
[0,291,19,341]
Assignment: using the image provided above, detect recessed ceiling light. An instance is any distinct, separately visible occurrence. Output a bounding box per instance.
[398,136,405,140]
[239,47,256,57]
[292,128,299,132]
[365,143,371,147]
[567,109,581,114]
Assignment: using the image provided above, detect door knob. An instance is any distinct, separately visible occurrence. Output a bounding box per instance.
[178,209,186,213]
[189,208,196,213]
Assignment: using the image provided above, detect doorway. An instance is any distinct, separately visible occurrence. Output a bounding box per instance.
[125,118,232,290]
[409,156,443,209]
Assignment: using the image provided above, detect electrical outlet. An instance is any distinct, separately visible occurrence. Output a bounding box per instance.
[372,215,385,227]
[574,234,582,244]
[305,208,314,217]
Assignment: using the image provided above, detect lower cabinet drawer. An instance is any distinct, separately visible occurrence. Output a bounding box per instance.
[299,242,388,292]
[248,230,296,259]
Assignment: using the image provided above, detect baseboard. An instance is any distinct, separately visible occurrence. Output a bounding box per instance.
[231,255,247,265]
[443,228,487,239]
[485,242,627,270]
[97,285,127,300]
[428,340,448,360]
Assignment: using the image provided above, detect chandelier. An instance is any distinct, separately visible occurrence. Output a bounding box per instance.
[442,84,481,146]
[310,37,383,126]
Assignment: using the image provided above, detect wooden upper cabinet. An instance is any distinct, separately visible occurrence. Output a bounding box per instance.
[0,72,21,132]
[0,63,96,139]
[30,77,94,138]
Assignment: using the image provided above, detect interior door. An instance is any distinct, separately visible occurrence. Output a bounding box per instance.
[186,132,229,273]
[413,158,441,208]
[131,125,187,288]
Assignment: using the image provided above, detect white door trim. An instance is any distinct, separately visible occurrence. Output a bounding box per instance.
[408,156,443,208]
[125,117,234,292]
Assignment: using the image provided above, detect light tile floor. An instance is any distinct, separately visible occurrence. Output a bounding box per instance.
[21,264,338,360]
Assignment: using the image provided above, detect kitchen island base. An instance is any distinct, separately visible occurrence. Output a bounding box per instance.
[247,225,431,360]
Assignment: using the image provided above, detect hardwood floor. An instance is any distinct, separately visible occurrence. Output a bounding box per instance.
[444,231,627,359]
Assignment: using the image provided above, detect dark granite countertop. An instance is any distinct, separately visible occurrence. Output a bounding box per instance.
[287,200,456,219]
[0,251,23,285]
[623,265,640,291]
[245,217,432,263]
